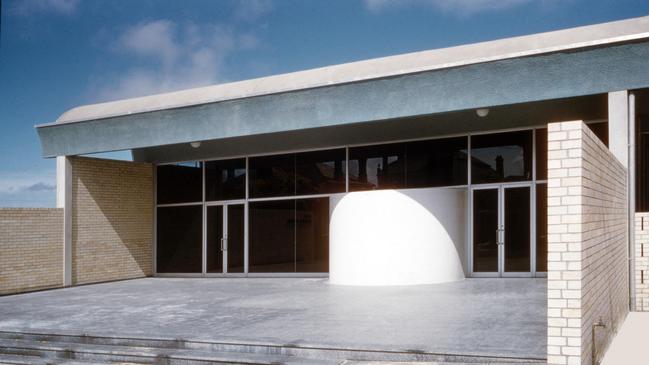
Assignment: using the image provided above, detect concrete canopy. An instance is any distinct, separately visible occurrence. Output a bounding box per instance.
[36,16,649,159]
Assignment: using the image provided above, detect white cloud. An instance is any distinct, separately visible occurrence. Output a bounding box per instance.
[93,20,256,101]
[0,170,56,194]
[234,0,274,22]
[10,0,80,16]
[0,169,57,208]
[364,0,531,16]
[117,20,181,68]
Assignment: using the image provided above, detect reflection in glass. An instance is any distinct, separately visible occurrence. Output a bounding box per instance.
[249,200,295,272]
[536,129,547,180]
[296,149,346,195]
[296,198,329,272]
[205,159,246,201]
[249,154,295,198]
[504,187,530,272]
[206,206,224,273]
[473,189,499,272]
[156,205,202,273]
[349,143,405,191]
[587,121,609,146]
[471,131,532,184]
[156,162,202,204]
[406,137,468,188]
[536,184,548,272]
[227,204,245,273]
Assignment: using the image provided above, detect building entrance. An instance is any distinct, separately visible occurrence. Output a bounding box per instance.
[206,203,245,275]
[471,184,534,277]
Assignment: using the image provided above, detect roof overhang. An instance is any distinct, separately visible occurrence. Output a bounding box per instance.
[36,16,649,158]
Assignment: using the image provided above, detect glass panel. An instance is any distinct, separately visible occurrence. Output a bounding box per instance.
[296,149,346,195]
[471,131,532,184]
[156,205,202,273]
[156,162,202,204]
[296,198,329,272]
[638,101,649,211]
[536,184,548,272]
[349,143,406,191]
[587,121,608,146]
[249,154,295,198]
[504,187,531,272]
[249,200,295,272]
[205,159,246,201]
[227,204,245,273]
[473,189,499,272]
[206,206,223,273]
[536,128,547,180]
[406,137,468,188]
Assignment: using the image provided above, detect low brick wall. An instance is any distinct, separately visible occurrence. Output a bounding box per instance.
[0,208,64,295]
[634,212,649,311]
[70,156,154,285]
[547,121,629,365]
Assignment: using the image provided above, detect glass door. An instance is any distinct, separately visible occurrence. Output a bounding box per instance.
[472,185,532,277]
[503,186,531,276]
[472,188,500,274]
[206,203,245,275]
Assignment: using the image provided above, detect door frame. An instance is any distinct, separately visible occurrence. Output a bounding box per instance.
[203,200,247,277]
[469,182,537,278]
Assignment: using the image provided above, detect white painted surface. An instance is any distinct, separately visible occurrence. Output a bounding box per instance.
[329,188,467,286]
[601,312,649,365]
[56,156,66,208]
[56,156,72,286]
[608,90,629,167]
[48,16,649,125]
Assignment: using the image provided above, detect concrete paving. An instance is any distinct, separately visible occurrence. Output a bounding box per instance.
[0,278,546,360]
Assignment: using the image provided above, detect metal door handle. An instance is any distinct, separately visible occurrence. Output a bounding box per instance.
[496,228,504,245]
[220,237,227,251]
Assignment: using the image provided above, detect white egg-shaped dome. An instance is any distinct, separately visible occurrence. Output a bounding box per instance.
[329,188,467,286]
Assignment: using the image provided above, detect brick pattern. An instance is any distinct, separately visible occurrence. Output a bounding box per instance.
[634,212,649,311]
[547,121,629,365]
[71,156,154,285]
[0,208,63,295]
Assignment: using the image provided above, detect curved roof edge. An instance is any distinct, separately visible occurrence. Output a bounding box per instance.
[42,15,649,127]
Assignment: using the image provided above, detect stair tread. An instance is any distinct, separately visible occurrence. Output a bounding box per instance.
[0,353,48,365]
[0,338,341,365]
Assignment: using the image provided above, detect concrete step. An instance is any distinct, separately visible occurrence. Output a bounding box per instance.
[0,331,544,364]
[0,337,340,365]
[0,353,142,365]
[342,361,547,365]
[0,353,47,365]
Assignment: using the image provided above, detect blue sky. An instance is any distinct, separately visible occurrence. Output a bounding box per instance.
[1,0,649,207]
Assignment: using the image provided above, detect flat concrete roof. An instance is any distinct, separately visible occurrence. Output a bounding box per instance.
[49,15,649,126]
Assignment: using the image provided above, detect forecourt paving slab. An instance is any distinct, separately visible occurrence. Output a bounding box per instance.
[0,277,546,360]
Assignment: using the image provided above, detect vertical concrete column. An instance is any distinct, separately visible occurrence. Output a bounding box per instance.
[56,156,72,287]
[609,90,635,312]
[608,91,629,168]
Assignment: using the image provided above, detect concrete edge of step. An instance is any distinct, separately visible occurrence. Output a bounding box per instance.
[0,331,545,364]
[0,338,342,365]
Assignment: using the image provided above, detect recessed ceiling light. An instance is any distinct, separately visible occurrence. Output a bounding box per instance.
[476,108,490,117]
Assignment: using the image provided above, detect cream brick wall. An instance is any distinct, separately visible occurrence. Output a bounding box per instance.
[0,208,63,295]
[70,156,153,285]
[634,212,649,311]
[547,121,629,365]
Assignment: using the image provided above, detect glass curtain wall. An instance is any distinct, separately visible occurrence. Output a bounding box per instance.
[155,125,566,276]
[156,162,203,273]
